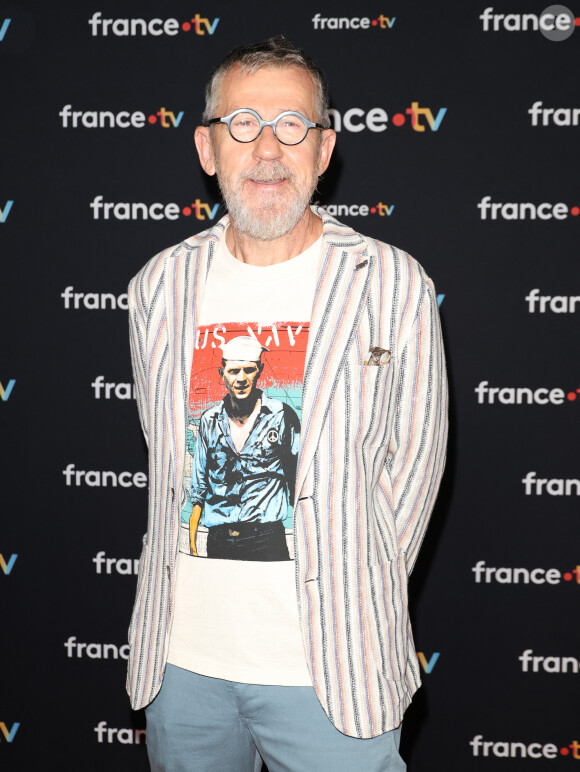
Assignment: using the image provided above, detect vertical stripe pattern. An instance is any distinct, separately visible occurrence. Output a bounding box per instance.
[126,209,448,739]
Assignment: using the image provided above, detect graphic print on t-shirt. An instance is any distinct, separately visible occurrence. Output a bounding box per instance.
[180,321,309,562]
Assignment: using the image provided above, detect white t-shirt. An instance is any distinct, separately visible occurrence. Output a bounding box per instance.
[167,230,321,685]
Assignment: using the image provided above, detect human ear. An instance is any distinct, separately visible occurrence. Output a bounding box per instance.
[195,126,216,176]
[317,129,336,176]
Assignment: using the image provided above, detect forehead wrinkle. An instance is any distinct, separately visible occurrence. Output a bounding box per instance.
[219,69,316,110]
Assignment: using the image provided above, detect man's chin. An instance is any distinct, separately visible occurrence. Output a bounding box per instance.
[223,184,313,241]
[243,191,288,215]
[229,210,292,241]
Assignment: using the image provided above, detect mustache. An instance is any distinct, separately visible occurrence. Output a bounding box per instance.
[238,160,296,184]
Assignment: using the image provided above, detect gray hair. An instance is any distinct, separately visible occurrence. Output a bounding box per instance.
[202,36,330,127]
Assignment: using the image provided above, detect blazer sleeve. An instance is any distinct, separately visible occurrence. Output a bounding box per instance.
[386,277,448,574]
[128,272,150,447]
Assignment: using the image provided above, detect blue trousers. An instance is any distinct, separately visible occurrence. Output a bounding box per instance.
[145,664,406,771]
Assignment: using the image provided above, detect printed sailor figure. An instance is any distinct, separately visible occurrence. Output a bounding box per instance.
[189,335,300,561]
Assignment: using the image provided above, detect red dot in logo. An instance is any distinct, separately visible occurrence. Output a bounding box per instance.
[567,391,577,401]
[182,21,191,31]
[182,207,192,217]
[370,207,376,214]
[392,113,405,127]
[570,206,580,216]
[148,114,157,124]
[372,19,378,26]
[563,572,573,581]
[561,747,570,756]
[575,16,580,26]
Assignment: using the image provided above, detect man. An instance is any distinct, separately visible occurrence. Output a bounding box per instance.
[127,36,447,772]
[189,335,299,561]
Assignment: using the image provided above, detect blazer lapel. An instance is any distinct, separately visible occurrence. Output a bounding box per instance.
[295,212,373,499]
[165,219,225,489]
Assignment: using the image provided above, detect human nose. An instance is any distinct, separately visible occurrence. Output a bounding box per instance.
[252,124,283,160]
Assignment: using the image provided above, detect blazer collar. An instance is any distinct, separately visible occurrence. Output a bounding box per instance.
[186,204,367,256]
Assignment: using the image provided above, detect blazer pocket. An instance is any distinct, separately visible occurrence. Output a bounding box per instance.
[363,553,409,682]
[356,362,392,386]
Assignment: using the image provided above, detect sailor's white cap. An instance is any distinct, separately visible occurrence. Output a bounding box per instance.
[220,336,268,362]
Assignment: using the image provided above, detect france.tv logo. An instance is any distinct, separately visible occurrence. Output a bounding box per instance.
[0,18,10,41]
[312,13,396,29]
[60,105,184,129]
[0,723,20,743]
[90,196,219,221]
[328,103,447,133]
[88,13,219,37]
[0,379,15,401]
[323,202,395,218]
[0,200,13,222]
[0,553,18,575]
[479,6,579,40]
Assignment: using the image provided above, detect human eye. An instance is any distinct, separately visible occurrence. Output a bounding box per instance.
[232,113,259,129]
[279,115,303,129]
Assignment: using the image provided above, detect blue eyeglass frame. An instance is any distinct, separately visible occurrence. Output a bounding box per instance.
[207,108,327,145]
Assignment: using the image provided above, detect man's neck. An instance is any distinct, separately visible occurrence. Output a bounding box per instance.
[224,391,262,425]
[226,208,322,266]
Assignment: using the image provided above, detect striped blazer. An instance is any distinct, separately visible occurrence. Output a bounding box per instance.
[126,208,448,738]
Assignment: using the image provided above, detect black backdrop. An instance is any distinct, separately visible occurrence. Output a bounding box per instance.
[1,1,579,769]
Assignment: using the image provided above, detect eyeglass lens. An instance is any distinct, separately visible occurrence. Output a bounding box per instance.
[229,112,309,144]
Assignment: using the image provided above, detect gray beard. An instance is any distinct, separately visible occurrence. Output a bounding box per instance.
[215,158,318,241]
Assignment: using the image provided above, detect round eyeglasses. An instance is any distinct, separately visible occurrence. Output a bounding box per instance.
[207,109,327,146]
